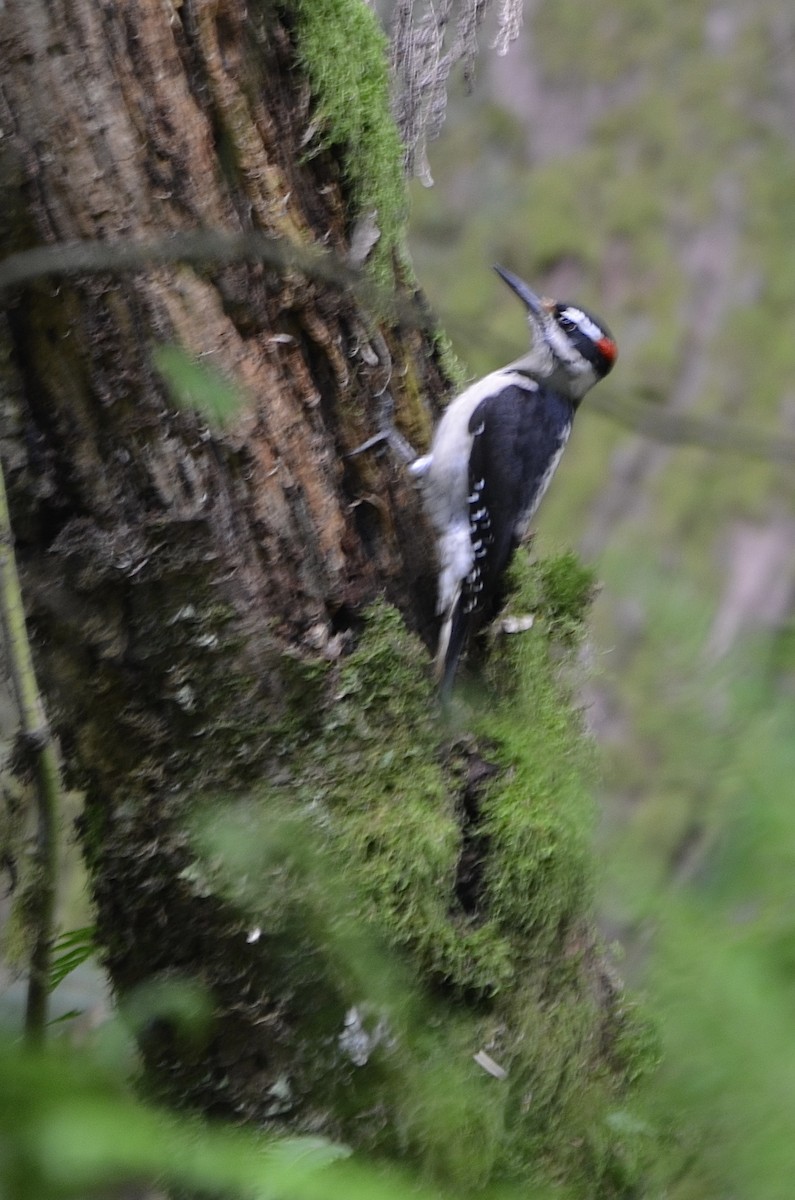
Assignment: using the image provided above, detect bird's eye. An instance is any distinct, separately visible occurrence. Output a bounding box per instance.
[557,312,578,334]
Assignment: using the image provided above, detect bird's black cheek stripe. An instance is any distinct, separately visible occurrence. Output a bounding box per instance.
[571,330,603,368]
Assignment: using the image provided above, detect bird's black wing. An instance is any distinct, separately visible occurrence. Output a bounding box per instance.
[440,383,572,693]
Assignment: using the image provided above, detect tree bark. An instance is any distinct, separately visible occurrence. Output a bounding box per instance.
[0,1,647,1192]
[1,0,440,1093]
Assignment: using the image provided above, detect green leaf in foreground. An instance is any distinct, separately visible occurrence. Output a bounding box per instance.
[49,927,96,992]
[152,344,244,428]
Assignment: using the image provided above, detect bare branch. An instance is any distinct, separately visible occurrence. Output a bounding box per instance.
[0,230,416,328]
[0,230,347,297]
[592,391,795,466]
[4,232,794,469]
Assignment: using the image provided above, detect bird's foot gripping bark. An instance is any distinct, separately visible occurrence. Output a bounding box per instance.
[344,392,421,467]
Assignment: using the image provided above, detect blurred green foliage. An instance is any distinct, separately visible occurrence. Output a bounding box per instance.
[617,639,795,1200]
[152,344,245,429]
[0,1023,363,1200]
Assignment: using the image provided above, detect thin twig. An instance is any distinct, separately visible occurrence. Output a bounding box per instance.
[3,231,795,466]
[0,230,314,292]
[0,229,395,315]
[0,457,62,1043]
[0,229,434,337]
[591,392,795,466]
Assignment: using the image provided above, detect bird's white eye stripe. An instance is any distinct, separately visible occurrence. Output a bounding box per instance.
[561,307,603,342]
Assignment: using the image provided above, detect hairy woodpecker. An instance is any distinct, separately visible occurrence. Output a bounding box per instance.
[412,265,617,694]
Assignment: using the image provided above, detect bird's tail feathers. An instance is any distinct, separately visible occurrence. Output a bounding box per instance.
[435,597,472,699]
[434,525,477,696]
[434,595,456,681]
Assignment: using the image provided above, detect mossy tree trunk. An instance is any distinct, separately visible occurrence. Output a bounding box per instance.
[0,1,649,1193]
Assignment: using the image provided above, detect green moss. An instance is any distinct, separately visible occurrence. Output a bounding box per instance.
[290,0,406,286]
[536,550,598,637]
[301,593,595,1000]
[430,327,468,391]
[191,588,650,1192]
[294,603,464,977]
[470,555,597,955]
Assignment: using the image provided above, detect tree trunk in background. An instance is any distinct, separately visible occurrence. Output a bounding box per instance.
[0,2,647,1192]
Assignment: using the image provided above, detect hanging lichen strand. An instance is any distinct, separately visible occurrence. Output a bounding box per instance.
[385,0,524,183]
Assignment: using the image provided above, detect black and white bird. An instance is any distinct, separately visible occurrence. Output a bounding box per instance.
[411,265,617,694]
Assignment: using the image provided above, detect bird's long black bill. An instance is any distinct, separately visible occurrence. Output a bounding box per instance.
[493,264,543,317]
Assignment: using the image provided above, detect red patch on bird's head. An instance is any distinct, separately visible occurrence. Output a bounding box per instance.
[597,336,618,365]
